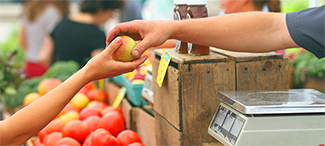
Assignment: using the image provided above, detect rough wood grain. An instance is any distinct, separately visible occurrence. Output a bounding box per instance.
[152,58,181,130]
[210,47,283,62]
[121,98,134,129]
[180,62,236,145]
[155,48,227,64]
[154,111,182,145]
[134,108,156,146]
[236,59,289,90]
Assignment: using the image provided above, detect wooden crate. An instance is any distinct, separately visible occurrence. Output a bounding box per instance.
[104,80,122,107]
[211,48,289,90]
[153,48,289,145]
[121,98,136,130]
[132,105,156,146]
[153,49,236,145]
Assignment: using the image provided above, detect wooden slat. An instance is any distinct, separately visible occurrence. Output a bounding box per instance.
[121,98,133,129]
[210,47,283,62]
[180,61,236,145]
[104,80,122,106]
[155,48,227,64]
[152,58,181,130]
[134,107,156,146]
[236,59,289,90]
[202,142,224,146]
[154,111,182,145]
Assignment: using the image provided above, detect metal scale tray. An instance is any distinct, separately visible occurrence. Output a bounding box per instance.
[217,89,325,114]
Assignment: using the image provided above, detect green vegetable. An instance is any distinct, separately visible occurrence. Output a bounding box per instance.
[43,61,80,81]
[292,51,325,87]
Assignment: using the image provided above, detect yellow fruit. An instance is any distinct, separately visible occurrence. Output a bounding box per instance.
[124,70,137,79]
[132,79,144,84]
[70,93,89,109]
[23,93,41,106]
[58,111,79,124]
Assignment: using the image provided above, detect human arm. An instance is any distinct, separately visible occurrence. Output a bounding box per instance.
[39,35,54,68]
[106,12,298,58]
[0,37,148,145]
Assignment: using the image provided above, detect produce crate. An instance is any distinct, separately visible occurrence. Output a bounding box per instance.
[121,98,156,146]
[121,98,136,130]
[104,80,122,107]
[132,105,156,146]
[152,48,288,145]
[210,48,289,90]
[109,75,148,106]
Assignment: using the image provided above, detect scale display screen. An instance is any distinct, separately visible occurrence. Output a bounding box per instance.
[210,104,246,145]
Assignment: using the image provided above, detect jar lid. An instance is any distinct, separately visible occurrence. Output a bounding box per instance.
[174,0,187,4]
[187,0,207,5]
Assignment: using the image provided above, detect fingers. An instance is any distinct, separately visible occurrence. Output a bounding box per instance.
[132,36,159,58]
[117,55,148,73]
[103,37,122,55]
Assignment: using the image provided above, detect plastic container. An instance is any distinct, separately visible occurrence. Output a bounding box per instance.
[109,75,148,106]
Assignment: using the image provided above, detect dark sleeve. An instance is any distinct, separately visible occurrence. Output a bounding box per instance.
[90,30,106,51]
[286,5,325,59]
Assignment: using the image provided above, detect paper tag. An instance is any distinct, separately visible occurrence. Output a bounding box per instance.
[156,49,172,87]
[112,87,126,108]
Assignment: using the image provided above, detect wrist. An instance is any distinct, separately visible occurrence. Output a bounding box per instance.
[77,67,93,85]
[170,20,184,40]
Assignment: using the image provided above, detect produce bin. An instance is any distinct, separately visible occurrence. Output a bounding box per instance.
[109,75,148,106]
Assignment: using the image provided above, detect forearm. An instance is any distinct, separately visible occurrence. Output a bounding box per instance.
[0,69,91,145]
[172,12,298,52]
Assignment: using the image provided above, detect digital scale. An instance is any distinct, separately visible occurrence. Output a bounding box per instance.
[208,89,325,146]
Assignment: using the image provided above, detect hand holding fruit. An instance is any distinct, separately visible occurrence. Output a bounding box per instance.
[82,37,148,82]
[106,20,174,59]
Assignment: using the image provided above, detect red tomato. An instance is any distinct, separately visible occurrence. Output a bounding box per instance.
[61,120,90,143]
[43,132,62,146]
[117,130,142,146]
[55,137,81,146]
[87,89,108,102]
[128,142,146,146]
[32,138,43,146]
[99,111,125,137]
[38,120,64,142]
[79,107,102,120]
[83,131,94,146]
[80,82,97,94]
[82,116,101,132]
[91,128,120,146]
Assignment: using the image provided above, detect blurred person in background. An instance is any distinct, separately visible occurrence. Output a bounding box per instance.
[39,0,124,69]
[219,0,285,57]
[120,0,143,23]
[19,0,69,78]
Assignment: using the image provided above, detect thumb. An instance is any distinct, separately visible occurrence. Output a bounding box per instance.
[103,37,122,55]
[132,36,155,58]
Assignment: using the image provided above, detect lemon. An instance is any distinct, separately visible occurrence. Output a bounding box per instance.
[70,93,89,109]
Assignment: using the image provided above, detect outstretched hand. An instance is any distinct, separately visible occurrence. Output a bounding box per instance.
[83,36,148,82]
[106,20,175,59]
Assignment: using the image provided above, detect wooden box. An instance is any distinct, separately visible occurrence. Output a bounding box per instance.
[104,80,122,107]
[210,48,289,90]
[152,48,288,145]
[153,49,236,145]
[132,105,156,146]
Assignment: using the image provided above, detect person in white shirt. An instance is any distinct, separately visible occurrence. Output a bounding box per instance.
[19,0,69,78]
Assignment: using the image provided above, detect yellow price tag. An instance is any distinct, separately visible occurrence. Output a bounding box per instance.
[156,49,172,87]
[112,87,126,108]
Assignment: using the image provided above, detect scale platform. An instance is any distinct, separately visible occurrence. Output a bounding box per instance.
[208,89,325,146]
